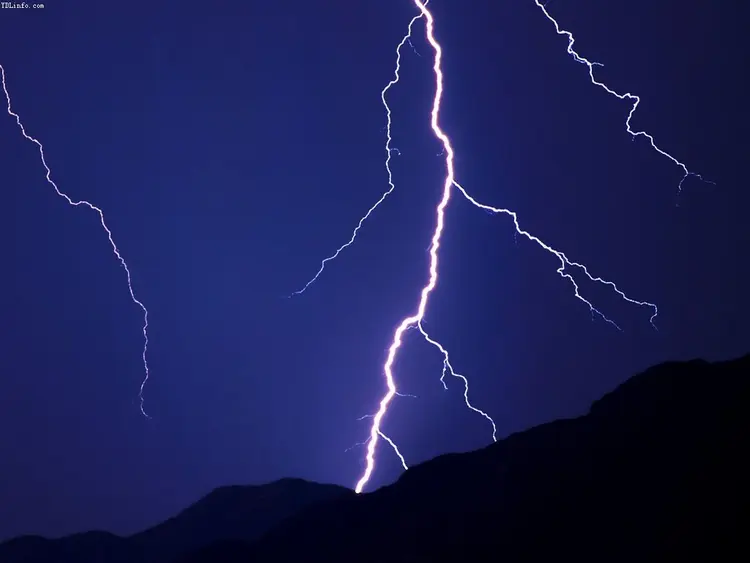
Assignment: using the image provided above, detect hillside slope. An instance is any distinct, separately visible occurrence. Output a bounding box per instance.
[190,354,749,563]
[0,479,353,563]
[2,354,747,563]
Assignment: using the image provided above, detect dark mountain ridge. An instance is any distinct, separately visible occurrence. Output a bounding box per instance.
[0,478,353,563]
[189,354,750,562]
[3,354,748,563]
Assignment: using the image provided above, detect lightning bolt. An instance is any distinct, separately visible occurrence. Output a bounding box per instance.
[533,0,711,192]
[290,0,704,494]
[352,0,660,493]
[1,64,152,418]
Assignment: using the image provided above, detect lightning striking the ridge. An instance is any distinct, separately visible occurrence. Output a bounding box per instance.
[532,0,711,192]
[290,0,687,494]
[1,64,152,418]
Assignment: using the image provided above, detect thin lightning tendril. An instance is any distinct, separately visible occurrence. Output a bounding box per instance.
[1,64,152,418]
[453,180,658,331]
[419,324,497,441]
[288,10,425,297]
[378,431,409,470]
[533,0,712,192]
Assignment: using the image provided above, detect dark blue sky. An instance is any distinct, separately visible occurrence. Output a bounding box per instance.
[1,0,747,541]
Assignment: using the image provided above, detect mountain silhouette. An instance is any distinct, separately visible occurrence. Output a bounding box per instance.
[2,354,747,563]
[0,479,353,563]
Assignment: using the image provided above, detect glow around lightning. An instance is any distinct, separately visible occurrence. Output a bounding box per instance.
[1,64,152,417]
[533,0,710,191]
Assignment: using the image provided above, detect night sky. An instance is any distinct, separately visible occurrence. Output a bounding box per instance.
[1,0,747,541]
